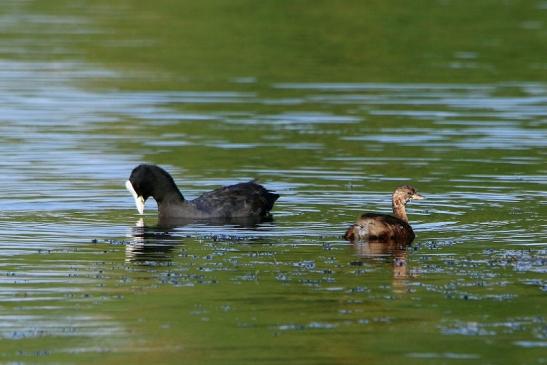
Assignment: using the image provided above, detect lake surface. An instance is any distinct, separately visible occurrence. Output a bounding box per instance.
[0,1,545,364]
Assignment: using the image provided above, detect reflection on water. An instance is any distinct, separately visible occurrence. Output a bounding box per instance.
[124,216,279,263]
[353,240,411,294]
[125,226,179,264]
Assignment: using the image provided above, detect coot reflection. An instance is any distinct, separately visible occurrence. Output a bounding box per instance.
[125,221,180,263]
[125,216,276,263]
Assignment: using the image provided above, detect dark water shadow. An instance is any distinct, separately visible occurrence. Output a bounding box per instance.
[125,216,277,263]
[125,223,181,263]
[351,239,412,294]
[156,215,274,230]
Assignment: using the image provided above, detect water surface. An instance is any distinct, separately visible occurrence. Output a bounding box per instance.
[0,1,545,364]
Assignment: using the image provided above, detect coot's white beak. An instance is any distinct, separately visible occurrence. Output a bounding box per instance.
[125,180,145,215]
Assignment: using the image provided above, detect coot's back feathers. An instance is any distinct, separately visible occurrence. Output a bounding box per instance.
[191,181,279,218]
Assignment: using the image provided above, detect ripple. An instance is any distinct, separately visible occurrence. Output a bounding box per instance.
[0,41,545,365]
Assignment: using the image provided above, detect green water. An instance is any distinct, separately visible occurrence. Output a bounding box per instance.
[0,1,545,364]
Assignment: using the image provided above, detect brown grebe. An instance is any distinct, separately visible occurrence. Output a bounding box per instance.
[344,185,423,244]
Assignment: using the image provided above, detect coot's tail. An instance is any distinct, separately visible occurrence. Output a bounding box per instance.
[248,179,279,216]
[263,191,280,214]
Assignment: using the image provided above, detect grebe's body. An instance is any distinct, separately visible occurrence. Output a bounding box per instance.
[344,185,423,244]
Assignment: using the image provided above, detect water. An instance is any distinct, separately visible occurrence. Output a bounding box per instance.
[0,1,546,364]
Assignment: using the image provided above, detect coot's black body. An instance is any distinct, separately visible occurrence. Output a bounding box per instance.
[126,164,279,219]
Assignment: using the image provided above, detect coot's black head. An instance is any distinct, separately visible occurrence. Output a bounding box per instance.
[393,185,424,205]
[125,164,182,214]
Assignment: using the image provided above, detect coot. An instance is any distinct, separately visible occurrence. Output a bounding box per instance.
[126,164,279,219]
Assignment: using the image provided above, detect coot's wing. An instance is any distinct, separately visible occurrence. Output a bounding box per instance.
[190,181,279,217]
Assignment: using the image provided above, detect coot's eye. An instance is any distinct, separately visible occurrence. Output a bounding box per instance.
[407,192,412,196]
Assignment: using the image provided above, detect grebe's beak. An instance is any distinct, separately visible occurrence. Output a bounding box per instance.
[125,180,145,215]
[411,193,424,200]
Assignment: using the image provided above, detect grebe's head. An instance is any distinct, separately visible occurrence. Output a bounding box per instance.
[393,185,424,205]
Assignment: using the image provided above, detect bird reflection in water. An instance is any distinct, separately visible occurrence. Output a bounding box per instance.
[125,218,181,263]
[125,216,274,263]
[351,239,413,294]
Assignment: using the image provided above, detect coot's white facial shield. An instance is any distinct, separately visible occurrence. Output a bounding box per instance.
[125,180,145,215]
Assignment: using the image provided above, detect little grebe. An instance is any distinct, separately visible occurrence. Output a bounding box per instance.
[344,185,423,244]
[126,164,279,219]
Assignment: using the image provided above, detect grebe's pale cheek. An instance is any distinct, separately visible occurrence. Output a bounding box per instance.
[394,196,407,207]
[358,224,369,238]
[125,180,146,215]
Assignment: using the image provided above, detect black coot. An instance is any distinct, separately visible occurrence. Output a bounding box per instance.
[126,164,279,219]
